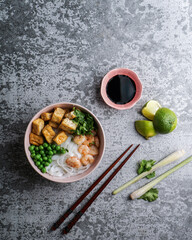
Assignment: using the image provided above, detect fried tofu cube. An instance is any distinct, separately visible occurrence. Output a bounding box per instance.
[53,131,68,145]
[65,111,76,120]
[49,121,59,129]
[51,108,65,124]
[41,112,52,121]
[42,125,56,143]
[32,118,44,135]
[30,133,44,146]
[59,118,78,133]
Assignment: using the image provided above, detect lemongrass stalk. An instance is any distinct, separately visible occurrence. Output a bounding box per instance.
[130,155,192,200]
[112,150,185,195]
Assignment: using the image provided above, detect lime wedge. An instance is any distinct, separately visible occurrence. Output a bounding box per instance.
[135,120,156,140]
[142,100,161,120]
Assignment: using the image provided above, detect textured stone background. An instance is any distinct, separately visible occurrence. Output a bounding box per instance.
[1,0,192,239]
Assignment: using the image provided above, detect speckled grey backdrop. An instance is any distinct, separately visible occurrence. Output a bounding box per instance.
[1,0,192,239]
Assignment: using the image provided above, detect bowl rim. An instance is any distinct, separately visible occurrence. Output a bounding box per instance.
[24,102,105,183]
[100,68,142,110]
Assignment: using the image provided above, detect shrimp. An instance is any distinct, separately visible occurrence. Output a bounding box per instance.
[80,154,94,166]
[83,135,95,146]
[89,145,99,156]
[73,135,87,145]
[78,145,90,155]
[94,136,100,148]
[66,156,82,168]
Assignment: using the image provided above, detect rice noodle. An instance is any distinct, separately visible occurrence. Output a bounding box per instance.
[46,135,90,178]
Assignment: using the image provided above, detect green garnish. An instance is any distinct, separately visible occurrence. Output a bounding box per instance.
[145,172,155,179]
[72,107,96,135]
[139,188,158,202]
[137,160,156,179]
[112,150,185,195]
[130,155,192,200]
[89,141,95,146]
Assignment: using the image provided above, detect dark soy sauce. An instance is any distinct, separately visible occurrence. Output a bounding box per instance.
[106,75,136,104]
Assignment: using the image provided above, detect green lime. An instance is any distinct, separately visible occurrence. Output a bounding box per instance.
[135,120,156,140]
[141,100,161,120]
[153,108,177,134]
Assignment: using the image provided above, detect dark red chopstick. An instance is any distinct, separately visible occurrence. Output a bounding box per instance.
[51,144,133,231]
[63,144,140,234]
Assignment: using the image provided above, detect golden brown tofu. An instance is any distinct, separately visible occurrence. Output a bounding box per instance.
[59,118,78,133]
[49,121,59,129]
[51,108,65,124]
[41,112,52,121]
[53,131,68,145]
[29,133,44,146]
[42,125,56,143]
[65,111,76,120]
[32,118,44,136]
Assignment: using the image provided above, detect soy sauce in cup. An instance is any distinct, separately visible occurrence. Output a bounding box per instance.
[106,75,136,105]
[101,68,142,110]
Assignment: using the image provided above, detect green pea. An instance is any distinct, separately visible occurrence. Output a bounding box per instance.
[42,153,46,157]
[39,164,43,170]
[43,156,48,161]
[61,148,66,154]
[36,154,41,160]
[41,168,46,173]
[44,162,49,167]
[29,145,35,151]
[48,158,52,163]
[51,144,56,149]
[43,143,49,148]
[35,146,39,152]
[56,146,60,151]
[39,145,44,150]
[39,157,43,162]
[53,150,57,155]
[31,153,36,158]
[40,150,44,155]
[49,150,53,156]
[47,146,52,151]
[31,150,35,155]
[36,161,40,166]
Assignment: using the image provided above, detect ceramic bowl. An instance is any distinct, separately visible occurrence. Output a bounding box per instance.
[101,68,142,110]
[24,102,105,183]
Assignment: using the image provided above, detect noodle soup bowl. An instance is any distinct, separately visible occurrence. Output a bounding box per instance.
[24,102,105,183]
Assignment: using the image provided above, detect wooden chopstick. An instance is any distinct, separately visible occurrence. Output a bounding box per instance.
[51,144,133,231]
[63,144,140,234]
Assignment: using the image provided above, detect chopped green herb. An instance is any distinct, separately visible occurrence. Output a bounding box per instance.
[112,150,185,196]
[139,188,158,202]
[89,141,95,146]
[145,172,155,179]
[72,108,96,135]
[137,160,156,179]
[131,155,192,201]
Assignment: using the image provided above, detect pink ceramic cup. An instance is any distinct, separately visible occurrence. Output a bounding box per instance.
[24,102,105,183]
[101,68,142,110]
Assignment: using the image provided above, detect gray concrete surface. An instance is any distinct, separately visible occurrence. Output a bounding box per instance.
[1,0,192,239]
